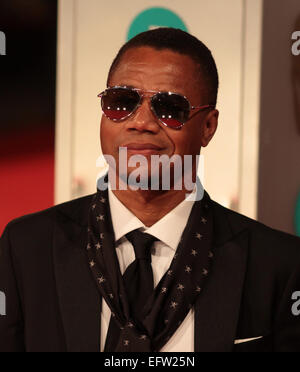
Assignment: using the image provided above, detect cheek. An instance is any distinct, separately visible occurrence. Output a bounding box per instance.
[170,127,202,156]
[169,130,193,155]
[100,119,117,155]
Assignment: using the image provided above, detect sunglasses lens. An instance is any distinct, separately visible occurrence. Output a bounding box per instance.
[101,88,140,121]
[151,92,190,128]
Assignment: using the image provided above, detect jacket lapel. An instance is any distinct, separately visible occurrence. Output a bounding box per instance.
[194,202,249,352]
[52,198,102,352]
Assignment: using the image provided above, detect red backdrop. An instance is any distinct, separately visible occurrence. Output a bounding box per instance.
[0,127,54,235]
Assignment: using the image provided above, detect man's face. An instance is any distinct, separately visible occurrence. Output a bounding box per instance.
[100,46,218,185]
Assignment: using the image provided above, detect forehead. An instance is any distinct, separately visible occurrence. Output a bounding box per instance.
[109,47,203,97]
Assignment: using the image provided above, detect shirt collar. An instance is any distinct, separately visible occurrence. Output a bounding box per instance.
[108,187,195,251]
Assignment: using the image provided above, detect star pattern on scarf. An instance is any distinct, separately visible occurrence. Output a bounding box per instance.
[170,301,178,309]
[98,276,106,284]
[185,266,192,273]
[202,268,209,276]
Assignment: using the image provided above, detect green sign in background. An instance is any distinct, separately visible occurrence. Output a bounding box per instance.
[127,7,188,41]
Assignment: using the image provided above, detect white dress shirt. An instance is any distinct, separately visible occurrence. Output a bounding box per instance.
[100,187,195,352]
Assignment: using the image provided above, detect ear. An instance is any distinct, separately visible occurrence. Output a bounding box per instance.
[200,109,219,147]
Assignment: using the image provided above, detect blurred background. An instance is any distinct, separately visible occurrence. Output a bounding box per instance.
[0,0,57,234]
[0,0,299,237]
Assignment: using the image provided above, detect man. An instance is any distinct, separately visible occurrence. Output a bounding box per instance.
[1,28,300,352]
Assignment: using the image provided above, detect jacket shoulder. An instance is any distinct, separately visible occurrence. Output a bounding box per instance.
[211,200,300,266]
[1,194,95,239]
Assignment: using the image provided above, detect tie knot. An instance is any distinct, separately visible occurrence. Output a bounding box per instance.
[126,230,157,261]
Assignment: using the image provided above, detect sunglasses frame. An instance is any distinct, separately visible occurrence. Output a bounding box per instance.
[97,86,214,129]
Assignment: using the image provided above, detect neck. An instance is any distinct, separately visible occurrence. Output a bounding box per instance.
[112,188,189,227]
[110,168,197,227]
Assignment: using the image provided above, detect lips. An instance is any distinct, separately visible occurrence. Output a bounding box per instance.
[121,143,163,156]
[122,143,163,150]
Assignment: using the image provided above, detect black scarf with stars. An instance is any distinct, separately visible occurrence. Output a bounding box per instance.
[86,178,214,352]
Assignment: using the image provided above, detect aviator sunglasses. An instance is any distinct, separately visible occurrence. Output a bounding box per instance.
[98,86,214,129]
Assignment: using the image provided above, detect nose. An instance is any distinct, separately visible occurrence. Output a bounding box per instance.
[124,97,160,133]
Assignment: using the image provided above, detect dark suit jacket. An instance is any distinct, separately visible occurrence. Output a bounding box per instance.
[0,194,300,352]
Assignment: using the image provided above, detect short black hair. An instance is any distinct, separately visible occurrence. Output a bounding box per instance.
[107,28,219,106]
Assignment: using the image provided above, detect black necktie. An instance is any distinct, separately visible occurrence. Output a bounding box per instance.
[104,229,157,351]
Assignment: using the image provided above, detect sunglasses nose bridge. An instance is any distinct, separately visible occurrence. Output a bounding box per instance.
[135,92,156,116]
[125,94,161,131]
